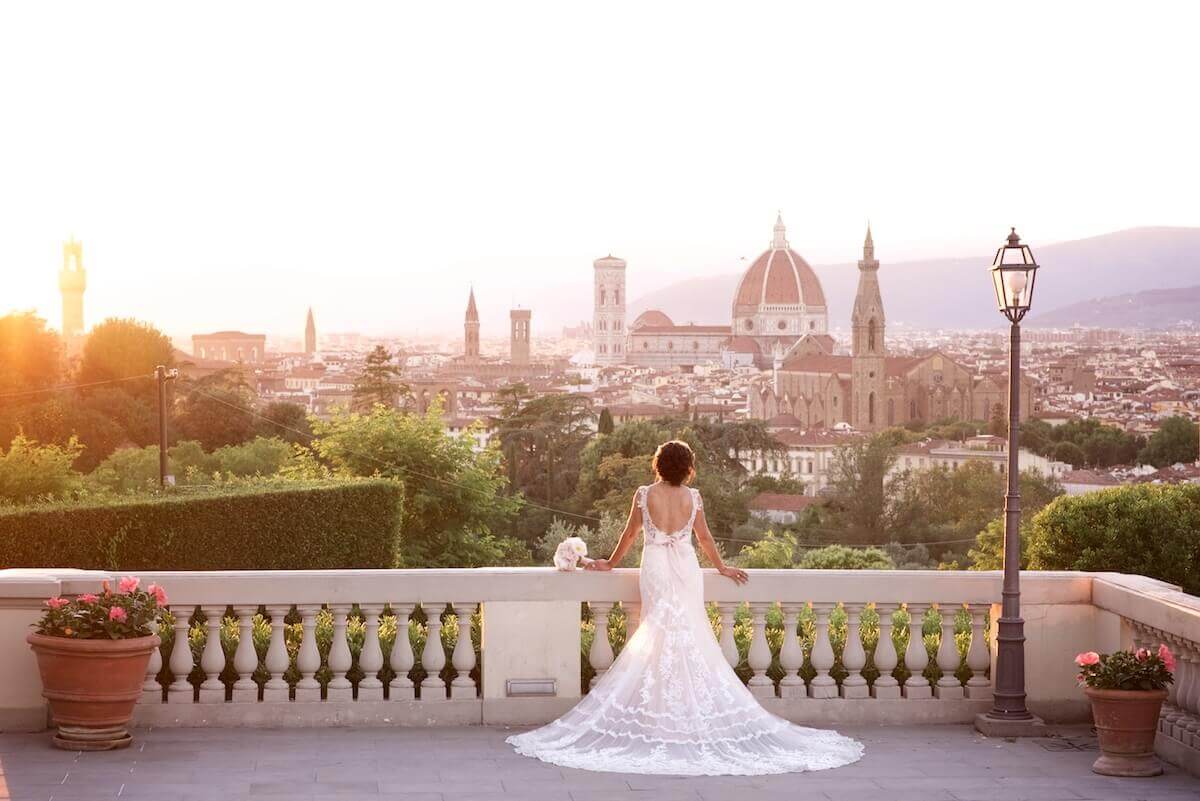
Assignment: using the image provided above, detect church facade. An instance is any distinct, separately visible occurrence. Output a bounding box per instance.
[749,228,1032,432]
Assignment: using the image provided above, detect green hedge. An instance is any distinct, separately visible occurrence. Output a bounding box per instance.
[0,480,403,570]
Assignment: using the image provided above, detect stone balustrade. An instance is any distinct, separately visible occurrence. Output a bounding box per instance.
[0,567,1197,775]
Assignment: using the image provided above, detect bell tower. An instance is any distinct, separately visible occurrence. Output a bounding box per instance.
[851,225,886,430]
[464,287,480,363]
[510,308,531,365]
[592,255,626,365]
[58,238,87,342]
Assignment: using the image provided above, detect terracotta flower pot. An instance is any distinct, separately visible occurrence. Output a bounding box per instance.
[26,632,160,751]
[1084,686,1168,777]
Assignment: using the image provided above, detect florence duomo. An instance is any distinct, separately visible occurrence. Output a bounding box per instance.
[596,215,1031,432]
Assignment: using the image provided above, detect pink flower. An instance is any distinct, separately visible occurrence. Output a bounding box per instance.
[1135,648,1151,662]
[78,593,98,604]
[1075,651,1100,667]
[1159,644,1176,673]
[118,576,140,594]
[147,583,168,606]
[108,607,128,623]
[45,597,69,610]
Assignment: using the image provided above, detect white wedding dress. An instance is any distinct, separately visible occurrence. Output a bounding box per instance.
[507,485,864,776]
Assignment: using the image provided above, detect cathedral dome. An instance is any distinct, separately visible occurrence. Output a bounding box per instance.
[631,309,674,330]
[733,214,827,310]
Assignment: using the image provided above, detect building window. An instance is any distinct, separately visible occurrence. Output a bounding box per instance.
[614,290,620,304]
[693,341,699,350]
[600,289,606,305]
[868,319,877,352]
[599,344,607,354]
[744,319,753,330]
[868,392,875,424]
[615,343,621,353]
[777,320,786,330]
[599,319,606,331]
[643,341,649,349]
[668,341,674,351]
[614,320,621,332]
[809,321,815,330]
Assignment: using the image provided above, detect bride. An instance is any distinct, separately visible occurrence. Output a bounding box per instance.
[507,440,864,775]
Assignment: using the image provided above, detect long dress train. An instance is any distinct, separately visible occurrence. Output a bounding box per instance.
[507,485,864,776]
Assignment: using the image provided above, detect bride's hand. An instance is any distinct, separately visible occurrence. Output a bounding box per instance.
[585,559,612,571]
[718,565,749,585]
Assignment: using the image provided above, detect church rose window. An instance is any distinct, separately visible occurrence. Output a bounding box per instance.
[744,319,753,330]
[777,320,786,330]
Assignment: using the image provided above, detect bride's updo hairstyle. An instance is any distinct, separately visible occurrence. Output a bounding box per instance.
[652,440,695,486]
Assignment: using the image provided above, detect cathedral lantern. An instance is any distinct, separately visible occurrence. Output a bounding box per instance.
[989,227,1039,323]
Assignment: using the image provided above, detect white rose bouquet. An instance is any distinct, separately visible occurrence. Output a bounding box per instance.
[554,537,592,571]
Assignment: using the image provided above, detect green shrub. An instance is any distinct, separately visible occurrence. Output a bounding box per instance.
[1026,483,1200,595]
[799,544,895,570]
[0,479,403,570]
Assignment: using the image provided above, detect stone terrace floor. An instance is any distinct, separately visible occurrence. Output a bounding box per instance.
[1,725,1196,801]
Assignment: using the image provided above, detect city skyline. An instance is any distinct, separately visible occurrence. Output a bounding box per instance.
[3,2,1199,337]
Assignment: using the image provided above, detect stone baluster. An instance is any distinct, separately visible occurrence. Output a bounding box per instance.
[389,604,417,700]
[142,616,163,704]
[420,603,448,699]
[746,603,775,697]
[718,603,739,669]
[778,604,805,698]
[231,607,260,703]
[450,602,478,700]
[965,605,991,699]
[1164,635,1189,741]
[902,603,932,699]
[168,607,195,704]
[358,605,386,699]
[198,606,227,703]
[588,603,616,689]
[1182,644,1200,747]
[326,605,354,702]
[871,603,901,699]
[809,603,838,699]
[625,602,641,638]
[934,604,964,699]
[841,604,868,699]
[262,605,291,703]
[294,605,322,702]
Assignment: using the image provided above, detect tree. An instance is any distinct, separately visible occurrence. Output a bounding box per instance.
[988,403,1008,437]
[304,402,523,567]
[1052,441,1086,467]
[735,530,796,568]
[172,369,259,450]
[255,401,312,444]
[0,434,82,503]
[0,312,63,399]
[597,408,614,435]
[799,545,895,570]
[77,318,173,398]
[825,432,900,542]
[1138,416,1199,468]
[1022,484,1200,595]
[352,346,406,411]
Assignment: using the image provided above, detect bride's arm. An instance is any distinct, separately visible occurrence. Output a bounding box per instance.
[694,505,749,585]
[585,494,641,571]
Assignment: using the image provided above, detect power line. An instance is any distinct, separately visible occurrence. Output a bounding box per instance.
[0,373,154,400]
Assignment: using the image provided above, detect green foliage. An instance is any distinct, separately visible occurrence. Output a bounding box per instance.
[304,403,522,567]
[1022,418,1143,468]
[597,408,614,435]
[173,370,260,450]
[89,437,296,492]
[825,432,901,542]
[736,530,796,568]
[0,434,83,503]
[77,318,173,397]
[1023,483,1200,594]
[0,480,404,570]
[352,346,409,410]
[0,312,63,397]
[988,403,1008,437]
[255,401,312,444]
[1138,416,1199,468]
[798,545,895,570]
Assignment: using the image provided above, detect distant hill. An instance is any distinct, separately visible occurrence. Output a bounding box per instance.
[629,227,1200,330]
[1027,285,1200,329]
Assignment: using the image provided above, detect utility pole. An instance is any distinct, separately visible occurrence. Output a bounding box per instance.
[155,365,180,487]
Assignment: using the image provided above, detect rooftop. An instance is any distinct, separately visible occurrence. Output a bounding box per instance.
[6,723,1198,801]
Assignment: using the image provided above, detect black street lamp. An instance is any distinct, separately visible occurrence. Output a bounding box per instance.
[977,228,1044,736]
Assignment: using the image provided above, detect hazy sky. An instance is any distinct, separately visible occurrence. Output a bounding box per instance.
[2,1,1198,339]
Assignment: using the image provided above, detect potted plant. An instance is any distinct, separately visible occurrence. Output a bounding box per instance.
[27,576,167,751]
[1075,644,1175,777]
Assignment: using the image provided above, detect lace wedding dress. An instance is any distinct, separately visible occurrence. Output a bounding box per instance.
[507,485,864,775]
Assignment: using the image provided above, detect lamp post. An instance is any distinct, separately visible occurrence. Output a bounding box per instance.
[976,228,1044,736]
